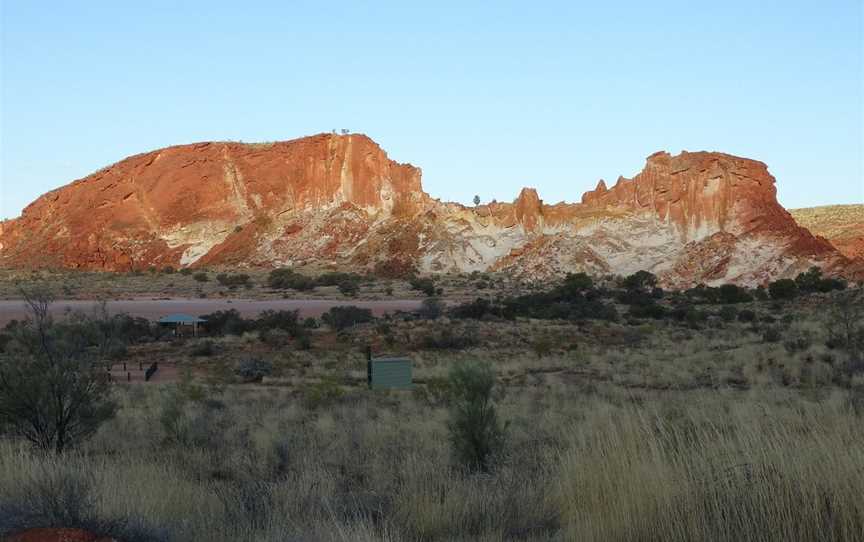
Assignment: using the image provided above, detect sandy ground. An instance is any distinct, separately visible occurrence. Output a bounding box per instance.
[0,298,423,327]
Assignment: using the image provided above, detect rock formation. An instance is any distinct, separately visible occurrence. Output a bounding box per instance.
[1,133,859,286]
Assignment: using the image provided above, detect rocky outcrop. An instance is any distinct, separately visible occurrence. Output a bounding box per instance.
[1,133,858,286]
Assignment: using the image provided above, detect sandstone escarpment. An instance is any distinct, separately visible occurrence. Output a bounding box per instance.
[1,134,857,286]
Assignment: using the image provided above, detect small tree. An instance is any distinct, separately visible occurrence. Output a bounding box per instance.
[769,278,798,300]
[0,288,117,453]
[473,195,481,206]
[447,361,506,473]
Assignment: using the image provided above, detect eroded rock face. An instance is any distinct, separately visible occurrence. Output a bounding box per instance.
[1,134,858,286]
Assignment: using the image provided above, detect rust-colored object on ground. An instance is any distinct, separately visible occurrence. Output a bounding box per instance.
[0,133,859,286]
[5,528,116,542]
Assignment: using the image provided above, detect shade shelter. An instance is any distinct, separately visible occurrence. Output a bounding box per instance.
[158,314,206,337]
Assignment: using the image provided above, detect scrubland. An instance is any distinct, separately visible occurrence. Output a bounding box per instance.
[1,270,863,541]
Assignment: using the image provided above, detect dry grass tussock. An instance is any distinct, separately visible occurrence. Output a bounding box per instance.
[1,383,863,541]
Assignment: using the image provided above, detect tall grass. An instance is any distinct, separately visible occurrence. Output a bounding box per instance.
[1,383,862,541]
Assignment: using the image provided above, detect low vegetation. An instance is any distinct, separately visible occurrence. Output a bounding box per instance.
[0,269,863,540]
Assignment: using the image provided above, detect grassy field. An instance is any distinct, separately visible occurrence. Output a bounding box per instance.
[1,276,863,541]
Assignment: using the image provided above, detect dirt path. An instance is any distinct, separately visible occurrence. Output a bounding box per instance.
[0,298,423,327]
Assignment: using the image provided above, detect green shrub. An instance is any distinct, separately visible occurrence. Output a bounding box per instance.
[447,361,506,473]
[267,268,316,290]
[719,305,738,322]
[719,284,753,304]
[338,280,359,296]
[235,358,273,382]
[769,279,798,300]
[420,327,479,350]
[215,273,252,289]
[193,272,209,283]
[418,297,443,319]
[409,276,436,296]
[322,306,374,331]
[190,340,216,357]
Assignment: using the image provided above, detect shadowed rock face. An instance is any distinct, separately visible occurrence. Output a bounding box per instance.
[0,133,858,286]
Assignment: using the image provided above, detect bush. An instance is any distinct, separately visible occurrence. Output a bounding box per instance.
[623,270,657,291]
[322,306,374,331]
[0,290,117,453]
[420,327,480,350]
[409,276,436,296]
[447,361,506,473]
[451,297,495,319]
[162,266,176,274]
[215,273,252,289]
[179,268,192,275]
[719,305,738,322]
[738,309,757,322]
[190,340,216,357]
[235,358,273,382]
[418,297,443,319]
[338,280,359,296]
[255,310,301,336]
[719,284,753,304]
[193,272,209,283]
[769,279,798,300]
[200,309,253,336]
[267,268,316,290]
[763,327,783,343]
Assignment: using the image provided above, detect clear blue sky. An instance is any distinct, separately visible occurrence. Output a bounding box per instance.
[1,1,862,219]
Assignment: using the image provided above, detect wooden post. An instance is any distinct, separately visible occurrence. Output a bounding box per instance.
[123,362,127,371]
[127,372,131,382]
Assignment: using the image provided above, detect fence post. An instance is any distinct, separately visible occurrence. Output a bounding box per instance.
[127,372,131,382]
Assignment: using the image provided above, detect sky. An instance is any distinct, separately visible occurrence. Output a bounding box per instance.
[1,1,862,219]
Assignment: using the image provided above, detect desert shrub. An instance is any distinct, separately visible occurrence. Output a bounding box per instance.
[557,272,594,299]
[719,305,738,322]
[259,328,292,347]
[322,306,374,331]
[189,340,216,357]
[0,468,166,542]
[200,309,254,336]
[769,279,798,300]
[784,331,813,353]
[317,271,362,287]
[235,358,273,382]
[267,268,316,290]
[623,270,657,291]
[215,273,252,289]
[0,290,117,453]
[532,338,554,358]
[451,297,496,319]
[447,361,506,473]
[719,284,753,304]
[409,276,436,296]
[796,266,847,293]
[302,377,344,409]
[737,309,757,322]
[763,327,783,343]
[338,280,359,296]
[418,297,443,319]
[420,327,480,350]
[179,267,192,275]
[255,309,301,335]
[628,301,668,320]
[162,265,176,274]
[302,317,319,329]
[192,272,209,282]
